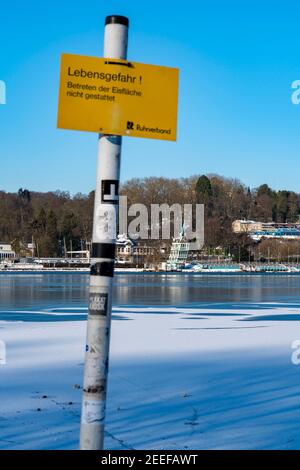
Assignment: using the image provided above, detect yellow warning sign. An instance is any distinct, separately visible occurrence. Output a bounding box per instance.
[57,54,179,141]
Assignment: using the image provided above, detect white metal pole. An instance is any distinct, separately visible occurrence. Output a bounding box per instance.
[80,15,129,450]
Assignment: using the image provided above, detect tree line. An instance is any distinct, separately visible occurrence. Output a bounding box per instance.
[0,175,299,259]
[0,189,94,257]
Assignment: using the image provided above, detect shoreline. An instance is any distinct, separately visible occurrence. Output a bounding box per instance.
[1,269,300,275]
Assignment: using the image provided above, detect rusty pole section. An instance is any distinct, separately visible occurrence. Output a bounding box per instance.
[80,15,129,450]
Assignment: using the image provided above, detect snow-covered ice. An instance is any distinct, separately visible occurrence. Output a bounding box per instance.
[1,303,300,449]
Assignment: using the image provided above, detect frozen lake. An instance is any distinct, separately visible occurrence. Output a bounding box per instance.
[1,272,300,318]
[1,273,300,449]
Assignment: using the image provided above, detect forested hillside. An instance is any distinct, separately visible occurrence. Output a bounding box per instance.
[1,175,299,258]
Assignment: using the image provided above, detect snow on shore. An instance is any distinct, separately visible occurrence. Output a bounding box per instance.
[1,304,300,449]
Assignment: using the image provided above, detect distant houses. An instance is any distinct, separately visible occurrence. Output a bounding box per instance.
[0,242,15,260]
[116,234,153,266]
[232,220,300,241]
[0,235,156,268]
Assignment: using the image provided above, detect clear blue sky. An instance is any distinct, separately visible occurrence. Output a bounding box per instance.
[1,0,300,194]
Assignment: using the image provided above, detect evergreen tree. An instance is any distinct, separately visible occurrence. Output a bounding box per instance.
[195,175,212,201]
[276,191,289,222]
[195,175,213,216]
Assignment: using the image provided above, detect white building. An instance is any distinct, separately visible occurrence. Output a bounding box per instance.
[0,243,15,260]
[166,234,190,270]
[116,234,153,265]
[232,220,267,233]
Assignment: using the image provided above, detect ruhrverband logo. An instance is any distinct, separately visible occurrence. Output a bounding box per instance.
[126,121,171,135]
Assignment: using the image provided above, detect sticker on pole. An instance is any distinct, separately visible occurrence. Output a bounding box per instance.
[57,53,179,141]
